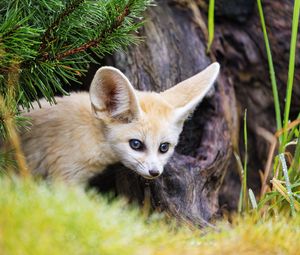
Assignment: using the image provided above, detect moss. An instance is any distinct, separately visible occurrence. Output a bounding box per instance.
[1,177,300,255]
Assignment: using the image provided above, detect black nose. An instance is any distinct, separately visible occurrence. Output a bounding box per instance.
[149,169,160,177]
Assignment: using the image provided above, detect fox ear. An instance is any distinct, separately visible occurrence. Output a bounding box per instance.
[89,67,141,122]
[161,63,220,123]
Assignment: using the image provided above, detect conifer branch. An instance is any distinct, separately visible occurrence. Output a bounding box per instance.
[43,3,131,60]
[47,3,132,61]
[1,0,150,107]
[39,0,85,52]
[1,25,21,39]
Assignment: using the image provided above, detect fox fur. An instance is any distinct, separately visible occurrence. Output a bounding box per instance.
[17,63,220,184]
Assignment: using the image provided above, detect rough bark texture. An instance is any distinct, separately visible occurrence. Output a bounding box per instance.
[90,0,235,226]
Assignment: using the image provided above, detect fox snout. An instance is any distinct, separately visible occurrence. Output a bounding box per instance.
[149,169,160,177]
[141,168,162,179]
[134,163,164,179]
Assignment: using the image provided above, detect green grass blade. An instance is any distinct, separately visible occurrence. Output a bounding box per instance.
[256,0,282,139]
[249,188,258,209]
[279,153,295,216]
[293,137,300,172]
[243,109,248,211]
[234,151,244,213]
[207,0,215,52]
[282,0,300,146]
[287,112,300,142]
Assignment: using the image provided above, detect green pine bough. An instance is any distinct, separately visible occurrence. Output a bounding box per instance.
[0,0,152,109]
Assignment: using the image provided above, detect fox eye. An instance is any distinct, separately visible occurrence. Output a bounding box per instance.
[129,139,144,151]
[159,143,170,153]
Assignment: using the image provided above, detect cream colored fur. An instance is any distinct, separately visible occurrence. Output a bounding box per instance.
[17,63,220,184]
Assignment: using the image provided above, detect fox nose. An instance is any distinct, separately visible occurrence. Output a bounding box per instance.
[149,169,160,177]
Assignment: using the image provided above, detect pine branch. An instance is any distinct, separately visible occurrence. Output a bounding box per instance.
[2,0,151,109]
[1,25,21,39]
[44,2,132,61]
[39,0,85,53]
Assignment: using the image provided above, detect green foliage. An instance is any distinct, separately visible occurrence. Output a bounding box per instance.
[207,0,215,52]
[256,0,282,136]
[279,153,296,216]
[282,0,300,147]
[238,110,249,213]
[0,0,151,108]
[207,0,299,217]
[239,0,300,217]
[2,176,300,255]
[0,177,194,255]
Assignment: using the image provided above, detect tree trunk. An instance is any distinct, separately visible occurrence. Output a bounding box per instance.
[90,0,236,227]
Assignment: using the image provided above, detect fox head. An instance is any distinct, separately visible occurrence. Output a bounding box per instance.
[89,63,220,179]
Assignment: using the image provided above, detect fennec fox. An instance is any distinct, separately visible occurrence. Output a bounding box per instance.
[19,63,220,184]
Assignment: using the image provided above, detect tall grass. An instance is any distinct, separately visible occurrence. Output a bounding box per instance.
[207,0,215,52]
[220,0,300,216]
[240,0,300,216]
[238,110,249,213]
[282,0,300,147]
[256,0,282,136]
[242,110,249,211]
[279,153,296,216]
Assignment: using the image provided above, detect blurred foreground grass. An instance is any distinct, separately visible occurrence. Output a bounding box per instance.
[1,177,300,255]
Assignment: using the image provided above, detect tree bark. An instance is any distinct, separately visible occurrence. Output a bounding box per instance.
[90,0,236,226]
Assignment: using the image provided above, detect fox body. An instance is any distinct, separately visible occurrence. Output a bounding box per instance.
[19,63,220,184]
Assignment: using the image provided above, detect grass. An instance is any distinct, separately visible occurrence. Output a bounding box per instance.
[279,153,296,216]
[235,0,300,216]
[204,0,300,217]
[207,0,215,52]
[282,0,300,147]
[2,176,300,255]
[242,110,248,211]
[0,177,194,255]
[256,0,282,135]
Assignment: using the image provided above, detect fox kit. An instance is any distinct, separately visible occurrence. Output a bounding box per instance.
[19,63,220,184]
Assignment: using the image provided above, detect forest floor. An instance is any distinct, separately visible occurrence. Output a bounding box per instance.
[0,176,299,255]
